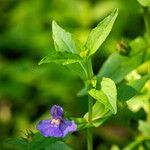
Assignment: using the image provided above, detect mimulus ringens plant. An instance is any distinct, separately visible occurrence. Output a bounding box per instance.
[37,9,119,150]
[36,105,77,138]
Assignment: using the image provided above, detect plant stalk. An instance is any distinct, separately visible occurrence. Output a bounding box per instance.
[87,95,93,150]
[143,6,150,123]
[143,7,150,47]
[85,57,94,150]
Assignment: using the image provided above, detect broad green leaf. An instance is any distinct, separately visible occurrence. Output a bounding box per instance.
[98,52,145,83]
[117,75,149,101]
[38,51,82,65]
[137,0,150,7]
[86,8,118,56]
[52,21,77,53]
[84,101,112,127]
[139,120,150,139]
[46,141,72,150]
[97,53,127,83]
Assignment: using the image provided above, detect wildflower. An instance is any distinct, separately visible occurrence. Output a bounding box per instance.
[36,105,77,138]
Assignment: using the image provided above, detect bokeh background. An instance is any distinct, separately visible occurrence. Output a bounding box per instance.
[0,0,148,149]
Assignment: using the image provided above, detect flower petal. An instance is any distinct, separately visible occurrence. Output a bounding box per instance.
[50,105,64,119]
[36,120,63,137]
[60,120,77,137]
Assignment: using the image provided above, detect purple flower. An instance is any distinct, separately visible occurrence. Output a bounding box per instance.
[36,105,77,138]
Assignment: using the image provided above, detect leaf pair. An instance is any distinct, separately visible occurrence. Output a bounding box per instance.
[39,9,118,79]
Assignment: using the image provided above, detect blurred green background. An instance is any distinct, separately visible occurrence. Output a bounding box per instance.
[0,0,148,149]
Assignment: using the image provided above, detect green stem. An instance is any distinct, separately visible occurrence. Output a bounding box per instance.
[143,7,150,47]
[85,57,94,150]
[87,95,93,150]
[143,6,150,124]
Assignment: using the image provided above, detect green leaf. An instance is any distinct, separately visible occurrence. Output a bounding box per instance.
[137,0,150,7]
[139,120,150,139]
[28,133,60,150]
[97,53,127,83]
[101,77,117,114]
[118,75,149,101]
[86,8,118,56]
[98,52,145,83]
[45,141,72,150]
[52,21,77,53]
[7,138,28,150]
[89,89,116,114]
[39,51,82,65]
[84,101,112,127]
[51,21,89,80]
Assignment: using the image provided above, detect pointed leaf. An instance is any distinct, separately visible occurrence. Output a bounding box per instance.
[101,77,117,114]
[89,89,116,114]
[39,51,82,65]
[86,8,118,56]
[52,21,89,79]
[52,21,77,53]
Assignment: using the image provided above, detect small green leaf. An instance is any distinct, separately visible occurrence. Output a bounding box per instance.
[52,21,77,53]
[84,101,112,127]
[137,0,150,7]
[139,120,150,139]
[86,8,118,56]
[39,51,82,65]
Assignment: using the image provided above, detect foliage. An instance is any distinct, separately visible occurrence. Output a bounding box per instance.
[0,0,150,150]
